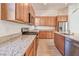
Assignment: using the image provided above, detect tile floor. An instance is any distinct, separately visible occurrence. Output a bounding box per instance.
[37,39,62,56]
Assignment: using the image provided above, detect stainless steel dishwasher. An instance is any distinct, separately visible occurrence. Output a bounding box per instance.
[65,37,79,56]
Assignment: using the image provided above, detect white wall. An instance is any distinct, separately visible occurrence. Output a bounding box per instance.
[68,4,79,33]
[58,8,68,16]
[35,10,58,16]
[0,20,30,36]
[35,9,68,16]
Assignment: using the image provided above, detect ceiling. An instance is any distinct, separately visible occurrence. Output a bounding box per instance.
[31,3,68,11]
[31,3,68,16]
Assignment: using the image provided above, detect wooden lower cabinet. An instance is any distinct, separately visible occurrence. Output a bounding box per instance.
[38,31,53,39]
[29,43,34,56]
[25,37,38,56]
[54,33,65,55]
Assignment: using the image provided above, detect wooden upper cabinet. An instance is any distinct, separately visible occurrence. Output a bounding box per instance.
[35,16,57,26]
[15,3,21,21]
[28,4,35,25]
[29,4,35,17]
[23,4,29,23]
[1,3,15,20]
[1,3,30,23]
[15,3,29,23]
[57,16,68,22]
[1,3,8,20]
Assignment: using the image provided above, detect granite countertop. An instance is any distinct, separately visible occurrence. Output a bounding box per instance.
[55,32,79,42]
[0,35,36,56]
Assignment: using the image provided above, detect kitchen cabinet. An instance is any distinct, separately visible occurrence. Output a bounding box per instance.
[35,16,57,26]
[29,4,35,17]
[25,37,38,56]
[29,4,35,25]
[1,3,16,20]
[38,31,53,39]
[57,16,68,22]
[54,33,65,55]
[1,3,8,20]
[1,3,30,23]
[15,3,29,23]
[15,3,23,21]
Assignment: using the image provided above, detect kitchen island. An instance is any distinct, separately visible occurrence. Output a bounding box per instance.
[0,33,37,56]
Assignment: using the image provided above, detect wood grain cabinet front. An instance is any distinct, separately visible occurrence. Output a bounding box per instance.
[38,31,53,39]
[54,33,65,55]
[1,3,8,20]
[1,3,30,23]
[35,16,57,26]
[57,16,68,22]
[25,37,38,56]
[29,4,35,25]
[15,3,29,23]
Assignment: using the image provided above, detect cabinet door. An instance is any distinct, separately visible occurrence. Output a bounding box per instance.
[15,3,20,20]
[29,4,35,25]
[54,33,65,55]
[50,17,57,26]
[15,3,29,23]
[57,16,68,22]
[38,31,46,39]
[1,3,8,19]
[23,4,29,23]
[15,3,23,21]
[25,39,37,56]
[29,46,34,56]
[29,4,35,16]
